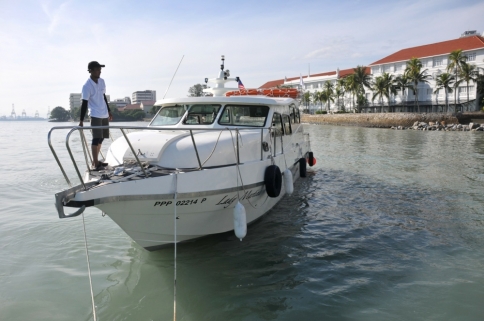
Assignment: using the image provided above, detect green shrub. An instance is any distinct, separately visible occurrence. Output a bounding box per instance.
[315,110,327,114]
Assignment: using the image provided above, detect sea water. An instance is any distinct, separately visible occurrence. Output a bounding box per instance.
[0,121,483,320]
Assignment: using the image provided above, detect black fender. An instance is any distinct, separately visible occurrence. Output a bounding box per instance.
[264,165,282,198]
[299,158,307,177]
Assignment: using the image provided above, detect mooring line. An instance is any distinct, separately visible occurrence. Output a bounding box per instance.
[173,172,178,321]
[81,212,97,321]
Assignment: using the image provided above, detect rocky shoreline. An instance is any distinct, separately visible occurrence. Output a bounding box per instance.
[392,121,484,131]
[301,112,484,131]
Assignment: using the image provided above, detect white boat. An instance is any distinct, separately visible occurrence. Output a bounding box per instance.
[49,57,315,251]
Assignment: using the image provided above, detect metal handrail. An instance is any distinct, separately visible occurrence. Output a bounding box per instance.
[48,125,271,188]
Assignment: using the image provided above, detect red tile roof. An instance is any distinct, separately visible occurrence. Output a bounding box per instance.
[140,100,156,106]
[118,103,141,112]
[370,35,484,65]
[259,67,368,88]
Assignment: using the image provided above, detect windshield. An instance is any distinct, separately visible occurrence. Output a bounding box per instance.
[182,104,221,125]
[150,105,187,126]
[218,105,269,127]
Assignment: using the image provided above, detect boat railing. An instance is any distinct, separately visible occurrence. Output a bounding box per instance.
[48,125,282,190]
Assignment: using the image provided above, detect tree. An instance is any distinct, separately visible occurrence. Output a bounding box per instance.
[301,91,311,111]
[404,57,431,113]
[150,105,162,115]
[371,76,388,113]
[381,72,397,112]
[343,74,357,111]
[434,73,455,112]
[70,106,80,121]
[188,84,210,97]
[395,75,410,111]
[323,81,334,111]
[447,49,467,111]
[459,62,478,110]
[353,66,372,110]
[50,106,70,121]
[311,91,322,111]
[334,86,344,111]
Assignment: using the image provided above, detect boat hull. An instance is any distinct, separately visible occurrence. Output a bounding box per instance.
[95,162,300,250]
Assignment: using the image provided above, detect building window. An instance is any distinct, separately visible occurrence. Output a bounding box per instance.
[458,87,467,94]
[427,89,433,95]
[434,58,443,67]
[466,52,476,61]
[372,66,380,74]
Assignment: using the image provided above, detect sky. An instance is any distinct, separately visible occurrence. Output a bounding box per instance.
[0,0,483,117]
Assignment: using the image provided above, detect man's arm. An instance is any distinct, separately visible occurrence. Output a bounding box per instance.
[78,100,88,126]
[104,94,113,121]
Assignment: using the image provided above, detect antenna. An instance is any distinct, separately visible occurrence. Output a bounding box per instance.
[162,55,184,100]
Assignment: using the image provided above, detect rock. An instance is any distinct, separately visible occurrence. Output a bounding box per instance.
[469,122,475,129]
[429,122,435,126]
[413,121,419,126]
[441,121,446,126]
[419,122,428,127]
[457,124,463,129]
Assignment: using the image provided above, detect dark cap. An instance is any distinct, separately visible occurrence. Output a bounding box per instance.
[87,61,105,70]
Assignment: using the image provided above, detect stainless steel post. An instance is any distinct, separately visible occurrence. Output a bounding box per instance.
[120,128,149,178]
[189,130,203,169]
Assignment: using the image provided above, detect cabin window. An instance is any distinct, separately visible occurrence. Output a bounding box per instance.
[272,113,283,137]
[218,105,269,127]
[150,105,187,126]
[282,114,292,135]
[289,106,300,124]
[182,104,221,125]
[290,107,296,123]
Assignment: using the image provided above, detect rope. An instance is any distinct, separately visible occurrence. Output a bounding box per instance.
[173,172,178,321]
[81,212,97,321]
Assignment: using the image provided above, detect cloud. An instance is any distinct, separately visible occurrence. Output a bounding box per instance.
[41,0,70,34]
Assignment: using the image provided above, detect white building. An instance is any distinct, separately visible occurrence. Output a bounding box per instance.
[260,31,484,113]
[132,90,156,104]
[368,31,484,112]
[112,97,131,108]
[69,93,81,109]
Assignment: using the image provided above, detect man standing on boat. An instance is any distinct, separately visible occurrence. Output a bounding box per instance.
[78,61,113,170]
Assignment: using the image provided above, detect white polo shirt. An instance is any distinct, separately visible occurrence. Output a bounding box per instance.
[81,77,109,118]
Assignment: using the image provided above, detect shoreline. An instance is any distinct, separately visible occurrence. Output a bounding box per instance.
[301,112,484,129]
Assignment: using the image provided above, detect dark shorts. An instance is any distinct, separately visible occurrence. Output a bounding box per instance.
[91,117,109,139]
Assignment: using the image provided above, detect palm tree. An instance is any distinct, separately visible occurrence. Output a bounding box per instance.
[302,91,311,111]
[434,73,455,112]
[459,62,478,110]
[404,57,431,113]
[371,76,388,112]
[395,75,410,112]
[447,49,467,111]
[352,66,372,112]
[344,74,357,111]
[312,91,322,111]
[334,86,344,111]
[319,91,330,112]
[381,72,397,112]
[323,81,334,112]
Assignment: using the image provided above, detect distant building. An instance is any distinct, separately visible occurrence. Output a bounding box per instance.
[112,97,132,108]
[132,90,156,104]
[69,93,81,109]
[140,100,156,116]
[118,103,142,112]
